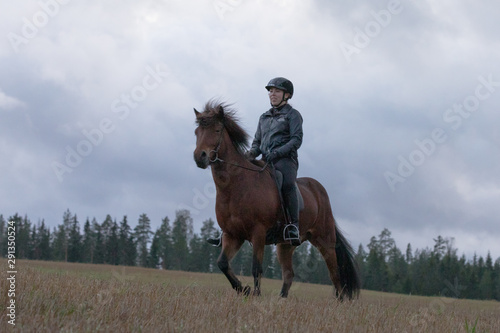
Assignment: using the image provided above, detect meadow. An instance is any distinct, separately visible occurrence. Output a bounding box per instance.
[1,259,499,332]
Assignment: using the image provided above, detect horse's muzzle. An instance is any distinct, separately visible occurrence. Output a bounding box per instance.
[194,150,209,169]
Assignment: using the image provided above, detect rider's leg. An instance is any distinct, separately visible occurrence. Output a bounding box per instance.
[274,158,300,245]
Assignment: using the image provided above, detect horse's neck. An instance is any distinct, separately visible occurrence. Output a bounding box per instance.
[210,142,258,190]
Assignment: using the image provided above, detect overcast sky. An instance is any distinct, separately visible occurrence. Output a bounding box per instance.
[1,0,499,259]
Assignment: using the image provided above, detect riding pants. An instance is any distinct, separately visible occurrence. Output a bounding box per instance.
[274,157,299,224]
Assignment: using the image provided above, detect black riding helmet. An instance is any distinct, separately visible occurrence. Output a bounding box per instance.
[265,77,294,98]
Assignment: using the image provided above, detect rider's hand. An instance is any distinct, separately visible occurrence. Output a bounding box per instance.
[245,150,257,160]
[266,151,280,163]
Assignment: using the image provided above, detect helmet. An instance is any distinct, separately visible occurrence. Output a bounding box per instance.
[265,77,294,98]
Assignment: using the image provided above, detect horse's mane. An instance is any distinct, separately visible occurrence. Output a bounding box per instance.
[196,100,250,155]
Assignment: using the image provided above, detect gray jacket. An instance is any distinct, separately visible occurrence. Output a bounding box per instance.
[250,104,303,160]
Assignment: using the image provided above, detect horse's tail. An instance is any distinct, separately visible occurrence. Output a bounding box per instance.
[335,225,361,300]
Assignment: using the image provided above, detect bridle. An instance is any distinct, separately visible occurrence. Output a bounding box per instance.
[208,125,225,164]
[207,125,269,173]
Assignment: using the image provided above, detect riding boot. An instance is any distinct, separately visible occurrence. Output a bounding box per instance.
[283,187,301,246]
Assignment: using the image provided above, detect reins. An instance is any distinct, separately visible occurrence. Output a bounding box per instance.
[208,125,269,173]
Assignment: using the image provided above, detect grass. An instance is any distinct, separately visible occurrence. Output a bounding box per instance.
[1,259,499,332]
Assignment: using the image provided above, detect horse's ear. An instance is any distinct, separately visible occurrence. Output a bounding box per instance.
[194,108,200,117]
[217,105,224,119]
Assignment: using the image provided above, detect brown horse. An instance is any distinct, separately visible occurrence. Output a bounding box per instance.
[193,100,360,299]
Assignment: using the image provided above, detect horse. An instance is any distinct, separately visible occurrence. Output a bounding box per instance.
[193,100,360,299]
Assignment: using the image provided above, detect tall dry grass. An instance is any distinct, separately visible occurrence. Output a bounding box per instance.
[1,259,499,332]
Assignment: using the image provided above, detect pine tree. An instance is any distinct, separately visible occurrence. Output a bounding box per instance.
[52,224,67,261]
[93,219,105,264]
[158,217,172,269]
[378,228,396,261]
[67,214,82,262]
[387,245,408,293]
[433,235,447,259]
[199,218,219,273]
[38,220,51,260]
[479,270,494,299]
[188,234,204,271]
[106,219,119,265]
[405,243,413,264]
[355,243,367,284]
[31,221,49,260]
[438,238,461,297]
[12,214,31,259]
[304,245,329,284]
[118,216,136,266]
[171,210,192,271]
[100,215,113,260]
[427,250,442,295]
[494,258,500,301]
[148,230,161,268]
[82,218,95,263]
[62,209,73,262]
[134,214,152,267]
[365,235,389,291]
[478,252,495,299]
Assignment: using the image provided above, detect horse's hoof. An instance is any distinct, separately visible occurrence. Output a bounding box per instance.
[253,288,261,296]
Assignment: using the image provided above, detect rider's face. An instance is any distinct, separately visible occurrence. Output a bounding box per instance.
[268,88,287,107]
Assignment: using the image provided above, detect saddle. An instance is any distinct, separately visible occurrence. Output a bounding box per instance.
[265,170,304,245]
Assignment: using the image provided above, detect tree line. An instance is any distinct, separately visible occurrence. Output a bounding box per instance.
[357,228,500,300]
[1,210,499,301]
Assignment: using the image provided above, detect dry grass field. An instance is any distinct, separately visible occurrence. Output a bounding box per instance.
[1,259,499,332]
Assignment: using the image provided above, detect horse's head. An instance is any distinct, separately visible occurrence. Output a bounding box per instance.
[193,103,225,169]
[193,100,250,169]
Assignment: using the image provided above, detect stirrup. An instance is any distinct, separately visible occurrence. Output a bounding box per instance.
[283,224,300,245]
[207,232,222,247]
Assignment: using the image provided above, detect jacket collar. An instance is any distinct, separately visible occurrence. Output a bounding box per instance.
[264,103,292,117]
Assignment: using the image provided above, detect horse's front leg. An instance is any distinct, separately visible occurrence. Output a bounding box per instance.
[250,229,266,296]
[217,233,249,294]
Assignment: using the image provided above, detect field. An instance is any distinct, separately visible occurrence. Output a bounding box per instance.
[1,259,499,332]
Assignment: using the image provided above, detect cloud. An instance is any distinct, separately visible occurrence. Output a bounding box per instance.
[0,89,25,110]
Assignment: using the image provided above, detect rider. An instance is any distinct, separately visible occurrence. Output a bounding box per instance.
[246,77,303,246]
[207,77,303,247]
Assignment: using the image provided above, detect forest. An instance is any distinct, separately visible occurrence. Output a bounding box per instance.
[1,209,499,301]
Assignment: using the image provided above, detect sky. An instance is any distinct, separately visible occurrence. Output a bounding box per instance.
[1,0,499,259]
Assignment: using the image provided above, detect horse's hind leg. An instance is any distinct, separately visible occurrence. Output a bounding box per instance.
[313,238,343,300]
[277,243,296,298]
[217,234,248,294]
